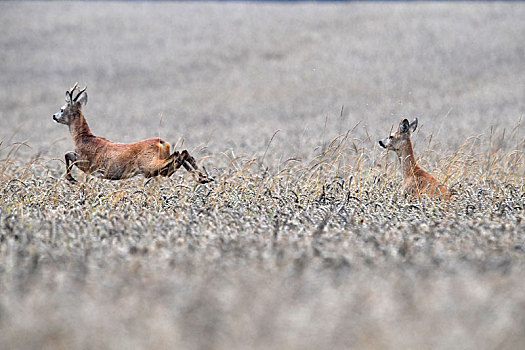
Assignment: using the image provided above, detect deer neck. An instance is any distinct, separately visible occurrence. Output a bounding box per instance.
[69,111,93,143]
[397,139,419,179]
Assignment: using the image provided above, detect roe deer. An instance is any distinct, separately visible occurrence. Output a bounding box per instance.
[53,83,212,184]
[378,118,452,200]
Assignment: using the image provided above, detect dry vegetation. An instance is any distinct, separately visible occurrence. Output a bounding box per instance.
[1,2,525,350]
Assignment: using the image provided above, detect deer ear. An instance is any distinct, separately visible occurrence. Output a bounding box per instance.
[409,118,418,133]
[400,119,410,133]
[65,91,72,104]
[76,92,88,106]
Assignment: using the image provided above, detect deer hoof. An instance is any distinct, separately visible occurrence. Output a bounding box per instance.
[198,176,214,184]
[66,176,78,184]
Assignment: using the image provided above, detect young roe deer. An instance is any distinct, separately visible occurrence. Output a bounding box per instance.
[378,118,452,200]
[53,83,212,184]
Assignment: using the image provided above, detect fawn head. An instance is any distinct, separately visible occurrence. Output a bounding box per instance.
[378,118,418,152]
[53,83,87,125]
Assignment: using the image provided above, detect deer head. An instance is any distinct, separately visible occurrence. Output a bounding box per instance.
[378,118,418,152]
[53,83,87,125]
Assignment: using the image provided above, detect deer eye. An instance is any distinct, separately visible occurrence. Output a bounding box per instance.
[389,135,393,139]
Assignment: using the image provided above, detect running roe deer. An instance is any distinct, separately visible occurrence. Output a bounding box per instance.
[53,83,212,184]
[378,118,452,200]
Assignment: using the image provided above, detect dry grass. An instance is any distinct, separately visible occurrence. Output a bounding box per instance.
[1,2,525,350]
[1,121,524,349]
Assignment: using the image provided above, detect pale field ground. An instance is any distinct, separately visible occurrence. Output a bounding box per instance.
[1,2,525,350]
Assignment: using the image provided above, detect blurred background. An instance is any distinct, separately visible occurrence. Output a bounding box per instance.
[1,2,524,167]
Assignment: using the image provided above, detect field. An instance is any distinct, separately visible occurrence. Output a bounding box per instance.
[1,2,525,349]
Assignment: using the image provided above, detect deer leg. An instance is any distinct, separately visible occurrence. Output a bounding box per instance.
[179,150,213,184]
[65,152,78,183]
[151,151,177,177]
[159,151,183,177]
[160,150,196,177]
[180,150,199,170]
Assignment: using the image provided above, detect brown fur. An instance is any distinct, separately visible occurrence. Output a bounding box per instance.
[54,85,211,183]
[379,119,452,200]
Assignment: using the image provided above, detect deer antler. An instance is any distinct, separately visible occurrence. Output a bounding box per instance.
[67,82,79,102]
[73,86,87,102]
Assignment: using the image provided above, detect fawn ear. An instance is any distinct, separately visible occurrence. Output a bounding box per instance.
[409,118,418,133]
[400,119,410,133]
